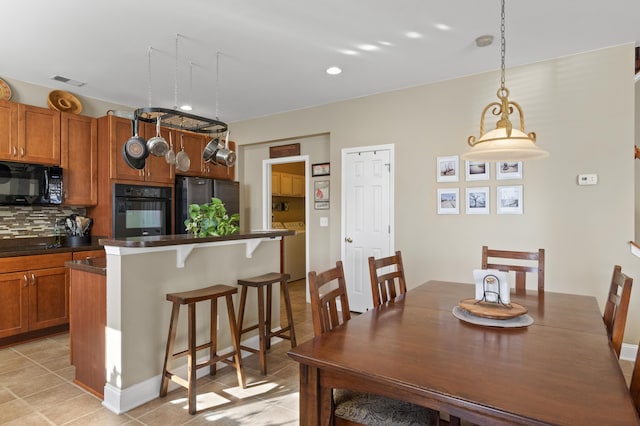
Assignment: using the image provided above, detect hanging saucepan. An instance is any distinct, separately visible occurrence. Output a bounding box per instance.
[202,131,236,167]
[147,116,169,156]
[122,143,146,170]
[175,134,191,172]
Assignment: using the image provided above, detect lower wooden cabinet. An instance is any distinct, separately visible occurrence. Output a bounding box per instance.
[0,253,71,339]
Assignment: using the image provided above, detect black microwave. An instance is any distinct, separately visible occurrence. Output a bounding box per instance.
[0,162,63,205]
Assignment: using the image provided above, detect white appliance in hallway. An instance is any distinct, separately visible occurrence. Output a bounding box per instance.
[273,221,306,281]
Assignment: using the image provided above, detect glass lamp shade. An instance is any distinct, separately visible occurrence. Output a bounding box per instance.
[462,127,549,161]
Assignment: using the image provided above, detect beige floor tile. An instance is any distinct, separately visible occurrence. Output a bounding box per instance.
[23,382,85,411]
[6,371,66,398]
[65,407,134,426]
[3,411,52,426]
[0,363,49,387]
[0,398,36,424]
[0,386,17,405]
[40,393,104,425]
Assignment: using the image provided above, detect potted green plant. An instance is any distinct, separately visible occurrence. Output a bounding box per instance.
[184,197,240,237]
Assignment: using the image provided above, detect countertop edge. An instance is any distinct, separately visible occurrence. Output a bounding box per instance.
[99,230,294,248]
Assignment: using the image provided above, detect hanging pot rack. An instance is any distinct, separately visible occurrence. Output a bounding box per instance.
[134,107,227,136]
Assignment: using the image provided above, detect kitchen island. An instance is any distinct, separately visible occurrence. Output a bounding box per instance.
[86,230,292,414]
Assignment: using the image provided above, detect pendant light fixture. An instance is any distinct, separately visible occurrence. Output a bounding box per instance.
[463,0,548,161]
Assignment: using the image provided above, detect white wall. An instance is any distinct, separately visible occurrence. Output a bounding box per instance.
[231,44,640,344]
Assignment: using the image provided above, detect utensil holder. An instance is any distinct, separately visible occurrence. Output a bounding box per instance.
[66,235,91,247]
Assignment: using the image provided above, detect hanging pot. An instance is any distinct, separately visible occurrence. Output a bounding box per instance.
[202,131,236,167]
[175,134,191,172]
[122,143,146,170]
[147,116,169,156]
[124,119,148,161]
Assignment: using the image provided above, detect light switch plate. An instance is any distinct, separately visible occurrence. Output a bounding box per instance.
[320,217,329,227]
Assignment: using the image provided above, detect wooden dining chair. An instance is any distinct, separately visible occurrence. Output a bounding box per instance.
[603,265,633,358]
[481,246,545,295]
[629,339,640,415]
[368,251,407,308]
[308,261,439,426]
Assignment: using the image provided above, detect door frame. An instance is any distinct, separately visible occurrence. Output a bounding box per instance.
[340,144,395,291]
[262,155,310,293]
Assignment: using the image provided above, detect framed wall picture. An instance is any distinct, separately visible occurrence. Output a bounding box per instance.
[465,161,490,181]
[437,156,459,182]
[437,188,459,215]
[496,161,523,180]
[312,162,330,176]
[497,185,523,214]
[465,187,490,215]
[314,180,330,202]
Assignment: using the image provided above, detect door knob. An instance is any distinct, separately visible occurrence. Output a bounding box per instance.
[345,237,353,243]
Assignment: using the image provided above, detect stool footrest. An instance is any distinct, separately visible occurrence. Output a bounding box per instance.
[171,342,214,360]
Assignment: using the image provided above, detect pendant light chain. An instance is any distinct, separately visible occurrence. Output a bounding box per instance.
[499,0,506,93]
[215,51,220,120]
[147,46,152,108]
[174,34,179,110]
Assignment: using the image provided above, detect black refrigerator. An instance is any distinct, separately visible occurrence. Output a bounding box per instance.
[175,177,240,234]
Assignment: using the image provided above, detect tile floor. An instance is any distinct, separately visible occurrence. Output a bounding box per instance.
[0,278,636,425]
[0,279,315,426]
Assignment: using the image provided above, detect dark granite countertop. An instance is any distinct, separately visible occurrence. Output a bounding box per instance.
[99,230,294,248]
[65,257,107,275]
[0,236,105,258]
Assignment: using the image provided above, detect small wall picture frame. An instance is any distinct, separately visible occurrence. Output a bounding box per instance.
[465,187,489,215]
[496,161,523,180]
[314,201,330,210]
[312,162,330,177]
[314,180,330,202]
[497,185,523,214]
[437,188,459,215]
[437,156,459,182]
[465,161,490,181]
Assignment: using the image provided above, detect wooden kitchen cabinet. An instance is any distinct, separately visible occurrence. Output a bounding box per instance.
[291,174,305,196]
[272,172,281,195]
[0,253,72,339]
[0,100,61,165]
[176,130,235,180]
[272,172,304,197]
[61,112,98,205]
[141,121,174,185]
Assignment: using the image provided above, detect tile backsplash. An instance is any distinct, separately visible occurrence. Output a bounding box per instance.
[0,206,86,238]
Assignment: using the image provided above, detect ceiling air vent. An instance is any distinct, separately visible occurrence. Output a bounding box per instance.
[50,75,86,87]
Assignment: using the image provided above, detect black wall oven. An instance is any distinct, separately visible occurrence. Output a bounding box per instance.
[112,184,171,238]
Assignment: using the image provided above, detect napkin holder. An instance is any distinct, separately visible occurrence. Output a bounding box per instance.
[473,269,510,305]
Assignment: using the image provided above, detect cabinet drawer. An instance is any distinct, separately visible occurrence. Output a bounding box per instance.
[0,253,72,273]
[72,250,105,260]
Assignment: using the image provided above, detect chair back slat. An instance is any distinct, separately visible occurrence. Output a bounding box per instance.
[603,264,633,358]
[309,261,351,337]
[368,251,407,308]
[481,246,545,295]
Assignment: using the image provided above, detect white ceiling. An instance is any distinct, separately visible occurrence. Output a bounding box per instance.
[3,0,640,123]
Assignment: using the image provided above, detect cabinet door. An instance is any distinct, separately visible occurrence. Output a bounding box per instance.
[0,100,17,160]
[18,104,61,165]
[109,116,144,182]
[272,172,281,195]
[292,175,305,197]
[61,113,98,206]
[178,131,206,176]
[29,267,69,330]
[280,173,294,195]
[142,122,174,184]
[0,272,29,338]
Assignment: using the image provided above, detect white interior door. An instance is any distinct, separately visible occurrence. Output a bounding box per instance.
[342,146,393,312]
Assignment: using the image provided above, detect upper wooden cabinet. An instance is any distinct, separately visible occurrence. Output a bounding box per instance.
[61,112,98,206]
[141,122,174,185]
[0,100,60,165]
[272,171,304,197]
[175,131,235,180]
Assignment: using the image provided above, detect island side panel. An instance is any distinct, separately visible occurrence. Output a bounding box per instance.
[104,238,281,412]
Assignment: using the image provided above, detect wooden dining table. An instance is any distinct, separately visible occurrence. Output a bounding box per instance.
[288,280,639,425]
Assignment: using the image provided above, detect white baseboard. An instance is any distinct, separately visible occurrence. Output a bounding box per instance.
[102,333,280,414]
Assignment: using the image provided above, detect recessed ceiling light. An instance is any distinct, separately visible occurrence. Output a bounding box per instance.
[405,31,423,39]
[358,44,379,52]
[435,23,451,31]
[326,66,342,75]
[379,41,393,47]
[180,104,193,111]
[339,49,359,56]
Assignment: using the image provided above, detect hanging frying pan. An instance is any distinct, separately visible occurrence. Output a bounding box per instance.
[122,143,146,170]
[124,119,148,161]
[147,116,169,156]
[175,134,191,172]
[202,130,236,167]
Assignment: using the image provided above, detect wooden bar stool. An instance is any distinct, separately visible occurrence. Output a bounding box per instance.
[237,272,297,375]
[160,284,246,414]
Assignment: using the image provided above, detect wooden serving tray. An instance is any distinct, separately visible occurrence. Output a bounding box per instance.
[458,298,528,320]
